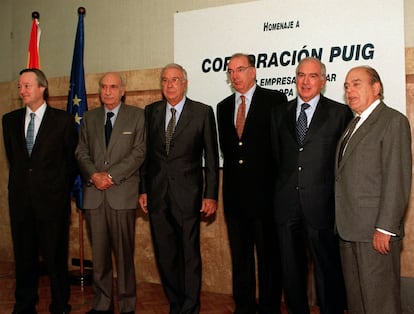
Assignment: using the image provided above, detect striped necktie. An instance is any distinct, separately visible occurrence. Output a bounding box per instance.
[296,103,310,144]
[165,108,176,155]
[26,113,35,156]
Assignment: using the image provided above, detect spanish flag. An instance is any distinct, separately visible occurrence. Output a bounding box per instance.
[27,12,41,69]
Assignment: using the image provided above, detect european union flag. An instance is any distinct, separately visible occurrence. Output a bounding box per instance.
[67,8,87,209]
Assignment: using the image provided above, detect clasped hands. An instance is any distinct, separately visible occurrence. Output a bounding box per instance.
[91,172,113,190]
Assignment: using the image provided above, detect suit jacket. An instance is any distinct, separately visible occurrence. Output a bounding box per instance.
[76,103,146,210]
[272,95,353,229]
[2,105,78,221]
[139,98,219,214]
[335,102,412,241]
[217,85,287,219]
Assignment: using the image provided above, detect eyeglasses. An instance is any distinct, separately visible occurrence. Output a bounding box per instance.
[161,77,185,85]
[227,66,252,75]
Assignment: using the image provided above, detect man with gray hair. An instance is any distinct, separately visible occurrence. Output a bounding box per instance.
[271,57,352,313]
[76,72,146,314]
[139,63,219,314]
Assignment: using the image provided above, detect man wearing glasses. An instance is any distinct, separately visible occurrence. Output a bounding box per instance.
[139,63,219,314]
[217,53,287,314]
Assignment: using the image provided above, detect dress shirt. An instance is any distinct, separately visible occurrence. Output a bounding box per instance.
[25,103,47,141]
[233,85,256,125]
[165,97,186,130]
[104,102,121,126]
[352,99,380,134]
[296,95,320,126]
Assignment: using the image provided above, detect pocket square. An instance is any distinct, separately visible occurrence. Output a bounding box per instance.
[122,131,133,134]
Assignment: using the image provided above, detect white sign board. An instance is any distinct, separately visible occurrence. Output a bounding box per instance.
[175,0,405,113]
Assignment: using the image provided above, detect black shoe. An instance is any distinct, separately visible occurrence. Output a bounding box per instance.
[50,304,72,314]
[85,310,114,314]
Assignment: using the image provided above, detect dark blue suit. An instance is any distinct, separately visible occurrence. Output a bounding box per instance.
[3,106,78,313]
[217,85,286,314]
[271,95,352,314]
[140,98,219,314]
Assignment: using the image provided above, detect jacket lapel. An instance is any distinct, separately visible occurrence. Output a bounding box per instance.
[338,102,384,170]
[304,97,329,142]
[173,98,193,139]
[285,100,298,143]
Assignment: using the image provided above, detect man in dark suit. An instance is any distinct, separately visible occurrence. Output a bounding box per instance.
[138,63,219,314]
[217,53,286,314]
[335,66,411,313]
[271,57,351,314]
[2,68,78,314]
[76,72,146,314]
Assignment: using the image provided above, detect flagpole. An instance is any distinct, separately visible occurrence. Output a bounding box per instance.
[69,6,92,287]
[27,11,41,69]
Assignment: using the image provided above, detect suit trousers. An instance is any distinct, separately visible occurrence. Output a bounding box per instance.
[278,216,346,314]
[85,199,137,313]
[10,208,70,313]
[149,193,202,314]
[225,214,282,314]
[339,238,402,314]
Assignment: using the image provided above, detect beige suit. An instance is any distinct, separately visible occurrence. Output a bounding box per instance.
[335,102,411,313]
[76,103,146,312]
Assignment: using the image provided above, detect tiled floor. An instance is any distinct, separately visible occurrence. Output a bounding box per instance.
[0,261,322,313]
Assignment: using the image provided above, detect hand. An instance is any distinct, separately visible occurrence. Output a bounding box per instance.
[372,230,391,254]
[200,198,217,218]
[91,172,113,190]
[138,193,148,214]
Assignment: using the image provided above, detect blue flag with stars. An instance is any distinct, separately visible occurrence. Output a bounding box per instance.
[67,9,87,209]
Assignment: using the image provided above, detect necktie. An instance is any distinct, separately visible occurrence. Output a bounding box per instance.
[165,108,176,155]
[338,116,361,164]
[105,112,114,146]
[235,95,246,138]
[296,103,310,144]
[26,112,35,156]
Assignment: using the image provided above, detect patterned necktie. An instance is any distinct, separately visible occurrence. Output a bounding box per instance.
[296,103,310,144]
[165,108,176,155]
[105,112,114,146]
[338,116,361,164]
[235,95,246,138]
[26,113,36,156]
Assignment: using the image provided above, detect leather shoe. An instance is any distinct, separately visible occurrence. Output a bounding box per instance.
[121,312,135,314]
[86,309,114,314]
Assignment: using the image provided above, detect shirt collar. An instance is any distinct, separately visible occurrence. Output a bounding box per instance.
[297,94,320,110]
[359,99,381,120]
[167,96,186,114]
[236,84,256,104]
[26,102,47,118]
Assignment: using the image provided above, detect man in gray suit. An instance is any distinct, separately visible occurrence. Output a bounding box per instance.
[76,72,146,314]
[335,66,411,313]
[138,63,219,314]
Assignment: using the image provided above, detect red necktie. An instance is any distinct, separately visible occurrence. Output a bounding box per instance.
[235,95,246,138]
